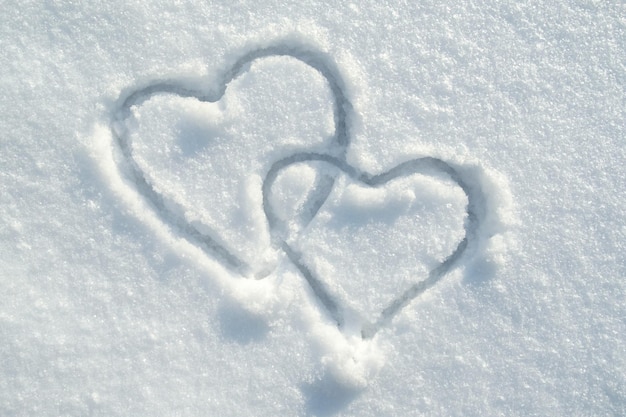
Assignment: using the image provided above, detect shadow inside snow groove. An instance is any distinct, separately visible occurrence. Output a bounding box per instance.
[110,41,486,339]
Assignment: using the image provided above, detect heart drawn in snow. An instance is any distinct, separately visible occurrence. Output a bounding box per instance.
[109,43,485,339]
[263,153,480,338]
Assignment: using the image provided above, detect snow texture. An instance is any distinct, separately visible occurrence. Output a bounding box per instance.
[1,1,624,416]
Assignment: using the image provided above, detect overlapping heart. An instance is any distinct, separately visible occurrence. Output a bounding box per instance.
[110,43,484,338]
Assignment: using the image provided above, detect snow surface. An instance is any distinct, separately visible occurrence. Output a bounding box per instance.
[1,1,624,416]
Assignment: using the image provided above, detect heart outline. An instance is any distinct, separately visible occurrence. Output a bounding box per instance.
[109,42,486,339]
[110,43,354,274]
[262,152,483,339]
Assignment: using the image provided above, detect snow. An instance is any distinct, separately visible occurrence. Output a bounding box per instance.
[1,1,624,416]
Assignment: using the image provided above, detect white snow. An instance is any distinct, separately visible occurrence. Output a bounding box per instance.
[1,1,624,416]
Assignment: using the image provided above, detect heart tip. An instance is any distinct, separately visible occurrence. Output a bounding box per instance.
[360,324,377,340]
